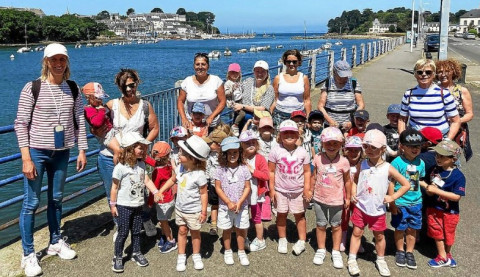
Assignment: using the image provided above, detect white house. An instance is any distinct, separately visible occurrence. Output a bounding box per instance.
[369,18,396,33]
[459,9,480,33]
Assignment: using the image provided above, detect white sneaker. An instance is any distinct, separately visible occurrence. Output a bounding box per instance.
[348,259,361,275]
[277,238,288,254]
[192,253,204,270]
[249,238,266,252]
[376,259,391,277]
[143,219,157,237]
[224,249,234,265]
[238,250,250,266]
[313,249,326,265]
[332,251,344,269]
[47,238,76,260]
[292,240,306,256]
[21,253,42,277]
[176,254,186,272]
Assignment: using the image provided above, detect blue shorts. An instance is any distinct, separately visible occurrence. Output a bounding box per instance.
[390,203,422,231]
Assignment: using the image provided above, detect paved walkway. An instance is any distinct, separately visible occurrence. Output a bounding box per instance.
[3,43,479,277]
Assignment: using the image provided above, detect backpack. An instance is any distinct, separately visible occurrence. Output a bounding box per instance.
[325,77,357,92]
[31,79,79,130]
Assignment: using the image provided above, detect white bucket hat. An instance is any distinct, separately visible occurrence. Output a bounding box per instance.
[178,135,210,161]
[120,132,151,148]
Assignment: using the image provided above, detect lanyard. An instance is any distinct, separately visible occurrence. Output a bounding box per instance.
[47,81,64,125]
[227,167,239,179]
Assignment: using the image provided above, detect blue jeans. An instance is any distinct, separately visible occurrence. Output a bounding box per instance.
[20,148,70,256]
[97,152,117,225]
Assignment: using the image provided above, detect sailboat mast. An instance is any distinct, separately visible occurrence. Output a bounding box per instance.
[24,24,28,48]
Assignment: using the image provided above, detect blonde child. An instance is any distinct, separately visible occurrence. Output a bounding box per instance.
[269,120,311,256]
[243,109,270,133]
[340,136,365,252]
[240,130,270,252]
[82,82,121,163]
[189,102,208,137]
[311,127,351,268]
[145,141,177,254]
[225,63,243,136]
[169,126,188,170]
[109,132,161,273]
[157,135,210,272]
[215,136,252,265]
[347,129,410,277]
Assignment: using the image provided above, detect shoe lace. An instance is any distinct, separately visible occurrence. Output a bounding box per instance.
[60,237,72,249]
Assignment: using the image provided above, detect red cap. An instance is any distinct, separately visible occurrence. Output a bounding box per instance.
[290,110,307,119]
[420,127,442,145]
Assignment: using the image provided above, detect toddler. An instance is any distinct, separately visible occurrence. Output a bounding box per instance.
[308,110,325,155]
[347,129,410,277]
[390,129,426,270]
[145,141,177,254]
[384,104,401,162]
[291,110,313,159]
[269,120,311,256]
[82,82,121,163]
[169,126,188,170]
[311,127,351,268]
[109,132,160,273]
[215,136,252,265]
[158,135,210,272]
[189,102,208,137]
[240,130,269,252]
[346,110,369,139]
[423,140,465,268]
[224,63,244,136]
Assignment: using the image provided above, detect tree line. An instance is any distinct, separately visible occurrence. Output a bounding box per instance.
[328,7,469,34]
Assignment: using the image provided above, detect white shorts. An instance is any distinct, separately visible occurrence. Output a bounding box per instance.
[103,129,116,147]
[217,206,250,230]
[156,201,175,221]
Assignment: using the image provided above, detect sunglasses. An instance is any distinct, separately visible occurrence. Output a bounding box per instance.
[362,144,379,150]
[125,83,136,89]
[195,52,208,58]
[416,70,433,76]
[285,60,298,65]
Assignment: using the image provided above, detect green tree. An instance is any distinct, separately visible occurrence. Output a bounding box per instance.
[96,10,110,20]
[127,8,135,16]
[176,8,186,15]
[186,12,198,22]
[388,25,396,32]
[151,8,163,13]
[197,11,215,25]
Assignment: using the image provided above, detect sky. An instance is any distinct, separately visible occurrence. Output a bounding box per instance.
[2,0,480,33]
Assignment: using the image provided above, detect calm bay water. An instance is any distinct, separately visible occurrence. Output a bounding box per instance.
[0,33,378,245]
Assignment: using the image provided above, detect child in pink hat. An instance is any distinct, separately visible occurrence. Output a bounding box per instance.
[225,63,244,136]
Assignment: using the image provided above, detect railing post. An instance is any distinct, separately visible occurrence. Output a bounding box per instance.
[277,59,284,75]
[360,43,365,64]
[367,42,371,61]
[373,42,377,57]
[328,50,334,78]
[351,45,357,67]
[341,47,346,61]
[310,54,317,89]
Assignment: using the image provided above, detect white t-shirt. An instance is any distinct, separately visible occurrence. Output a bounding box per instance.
[175,167,208,213]
[181,75,223,127]
[355,160,390,216]
[258,136,278,159]
[112,161,147,207]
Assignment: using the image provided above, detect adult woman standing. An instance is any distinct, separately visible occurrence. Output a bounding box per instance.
[317,60,365,131]
[178,53,226,129]
[232,60,275,123]
[436,59,474,161]
[96,69,159,226]
[271,49,311,127]
[398,59,460,140]
[14,43,88,276]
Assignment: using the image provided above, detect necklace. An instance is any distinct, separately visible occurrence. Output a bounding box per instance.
[227,166,239,178]
[324,153,339,168]
[367,159,385,173]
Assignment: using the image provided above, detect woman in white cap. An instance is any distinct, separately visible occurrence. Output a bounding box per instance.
[317,60,365,132]
[271,49,311,128]
[14,43,88,276]
[232,60,275,130]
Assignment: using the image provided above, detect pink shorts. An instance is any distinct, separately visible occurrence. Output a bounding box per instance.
[275,191,305,214]
[250,202,263,224]
[350,205,387,232]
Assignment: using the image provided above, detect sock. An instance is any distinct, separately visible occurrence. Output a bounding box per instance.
[210,221,217,228]
[332,250,341,256]
[377,255,385,261]
[348,254,357,261]
[318,248,326,253]
[298,240,305,244]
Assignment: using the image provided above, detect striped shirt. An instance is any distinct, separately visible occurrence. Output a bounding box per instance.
[14,80,88,150]
[322,77,362,125]
[400,84,458,134]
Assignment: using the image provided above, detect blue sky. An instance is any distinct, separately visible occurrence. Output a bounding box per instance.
[2,0,479,33]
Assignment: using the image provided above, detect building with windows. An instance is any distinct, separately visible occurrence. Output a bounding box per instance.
[459,9,480,33]
[369,18,396,33]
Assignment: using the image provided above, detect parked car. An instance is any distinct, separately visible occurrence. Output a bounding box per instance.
[424,34,440,52]
[454,32,464,38]
[463,33,476,40]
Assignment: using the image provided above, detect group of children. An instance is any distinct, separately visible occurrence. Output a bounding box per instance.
[81,79,466,276]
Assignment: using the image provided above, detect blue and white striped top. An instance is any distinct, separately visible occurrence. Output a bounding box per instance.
[400,84,458,134]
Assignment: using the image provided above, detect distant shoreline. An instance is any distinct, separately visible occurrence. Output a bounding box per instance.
[292,33,404,40]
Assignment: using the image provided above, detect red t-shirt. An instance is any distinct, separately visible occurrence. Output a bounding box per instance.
[145,156,174,205]
[347,127,365,139]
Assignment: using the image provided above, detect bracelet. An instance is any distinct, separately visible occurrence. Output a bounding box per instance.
[109,201,117,206]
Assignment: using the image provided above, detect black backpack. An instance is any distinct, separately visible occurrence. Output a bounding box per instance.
[30,79,80,130]
[325,77,357,92]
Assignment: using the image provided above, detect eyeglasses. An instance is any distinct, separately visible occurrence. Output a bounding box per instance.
[285,60,298,65]
[195,52,208,58]
[416,70,433,76]
[362,144,379,150]
[125,83,136,89]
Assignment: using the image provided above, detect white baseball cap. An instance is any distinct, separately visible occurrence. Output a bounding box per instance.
[44,43,69,58]
[254,60,269,71]
[279,119,299,132]
[120,132,151,148]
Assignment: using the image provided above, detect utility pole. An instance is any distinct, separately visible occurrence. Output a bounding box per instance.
[438,0,450,59]
[410,0,415,53]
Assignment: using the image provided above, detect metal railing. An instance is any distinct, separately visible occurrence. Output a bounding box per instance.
[0,36,404,246]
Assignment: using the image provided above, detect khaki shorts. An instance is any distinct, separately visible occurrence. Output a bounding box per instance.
[175,209,202,230]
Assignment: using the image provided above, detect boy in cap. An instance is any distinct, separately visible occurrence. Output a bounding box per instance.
[291,110,313,159]
[422,140,465,268]
[82,82,121,164]
[346,110,369,139]
[389,129,426,270]
[169,126,188,170]
[308,110,325,155]
[384,104,402,162]
[189,102,208,138]
[203,129,229,236]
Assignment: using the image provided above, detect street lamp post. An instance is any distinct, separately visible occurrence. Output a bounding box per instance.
[410,0,415,53]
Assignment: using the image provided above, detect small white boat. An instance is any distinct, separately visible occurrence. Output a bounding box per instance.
[86,43,93,47]
[224,48,232,56]
[208,50,221,59]
[249,46,257,52]
[238,48,247,53]
[335,41,343,46]
[34,46,45,52]
[75,42,82,48]
[322,42,332,50]
[10,54,14,60]
[94,43,101,47]
[17,47,32,53]
[276,45,284,49]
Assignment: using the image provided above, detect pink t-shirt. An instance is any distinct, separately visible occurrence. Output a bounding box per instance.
[269,144,310,193]
[313,154,350,206]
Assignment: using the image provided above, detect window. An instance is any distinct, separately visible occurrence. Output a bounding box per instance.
[464,20,467,25]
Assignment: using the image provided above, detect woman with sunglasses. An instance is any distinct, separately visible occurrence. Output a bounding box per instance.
[177,53,226,130]
[435,59,474,161]
[398,59,460,141]
[271,49,311,128]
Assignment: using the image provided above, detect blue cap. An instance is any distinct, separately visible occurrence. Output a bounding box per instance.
[192,102,206,114]
[220,136,240,152]
[387,104,401,114]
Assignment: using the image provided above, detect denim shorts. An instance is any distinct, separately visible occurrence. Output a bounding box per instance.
[390,203,422,231]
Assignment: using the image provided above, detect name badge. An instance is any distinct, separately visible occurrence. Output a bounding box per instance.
[392,133,399,139]
[407,164,417,173]
[350,166,357,174]
[229,176,239,183]
[432,176,445,187]
[327,166,337,173]
[193,126,201,132]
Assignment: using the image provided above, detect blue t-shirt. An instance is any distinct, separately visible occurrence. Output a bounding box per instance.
[310,128,323,155]
[392,155,425,206]
[429,167,466,214]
